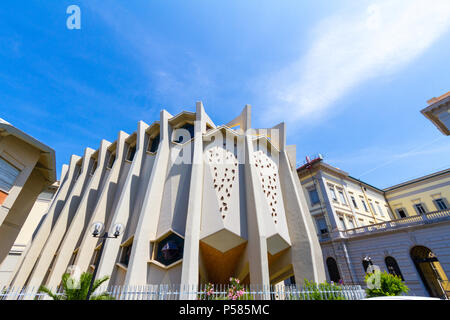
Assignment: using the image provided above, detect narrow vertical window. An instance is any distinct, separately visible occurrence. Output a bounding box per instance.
[338,216,346,230]
[414,203,426,215]
[396,208,407,218]
[338,190,347,205]
[0,157,20,192]
[316,217,329,239]
[377,203,385,217]
[348,218,355,229]
[351,196,358,208]
[329,187,337,201]
[385,256,404,281]
[326,257,341,283]
[361,199,368,212]
[435,198,448,210]
[308,188,320,205]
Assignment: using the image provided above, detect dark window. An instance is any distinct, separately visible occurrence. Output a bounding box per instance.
[173,123,194,143]
[385,256,404,281]
[107,153,116,169]
[362,257,373,273]
[284,276,296,286]
[414,203,426,215]
[120,245,132,266]
[155,233,184,266]
[434,198,447,211]
[90,158,97,175]
[148,134,160,153]
[361,199,368,212]
[126,145,136,162]
[308,188,320,205]
[326,257,341,283]
[351,196,358,208]
[316,218,329,238]
[396,208,407,218]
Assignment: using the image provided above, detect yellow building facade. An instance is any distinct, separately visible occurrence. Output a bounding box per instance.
[385,169,450,219]
[297,158,450,298]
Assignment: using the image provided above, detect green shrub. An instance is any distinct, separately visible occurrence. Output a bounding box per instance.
[365,271,409,297]
[289,279,346,300]
[39,272,114,300]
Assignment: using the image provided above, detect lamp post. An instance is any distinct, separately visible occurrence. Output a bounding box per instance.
[86,221,123,300]
[363,256,373,273]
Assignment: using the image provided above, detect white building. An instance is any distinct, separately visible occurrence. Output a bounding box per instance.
[4,103,326,299]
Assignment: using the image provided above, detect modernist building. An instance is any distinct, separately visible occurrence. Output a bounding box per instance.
[0,118,56,280]
[297,158,450,299]
[421,91,450,136]
[5,103,326,299]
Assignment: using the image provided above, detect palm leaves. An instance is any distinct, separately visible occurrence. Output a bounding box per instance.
[39,272,114,300]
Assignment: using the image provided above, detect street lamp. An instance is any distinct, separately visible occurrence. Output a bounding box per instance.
[86,221,124,300]
[363,256,373,273]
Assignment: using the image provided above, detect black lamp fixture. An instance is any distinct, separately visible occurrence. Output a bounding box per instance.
[362,255,374,274]
[86,221,124,300]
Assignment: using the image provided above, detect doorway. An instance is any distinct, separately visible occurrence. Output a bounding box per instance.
[410,246,449,299]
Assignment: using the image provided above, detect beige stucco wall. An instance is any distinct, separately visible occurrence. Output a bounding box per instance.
[0,185,57,285]
[0,123,56,284]
[385,171,450,218]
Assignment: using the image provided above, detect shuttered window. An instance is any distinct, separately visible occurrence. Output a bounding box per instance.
[0,157,20,192]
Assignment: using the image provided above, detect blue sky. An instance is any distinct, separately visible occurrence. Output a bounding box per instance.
[1,0,450,189]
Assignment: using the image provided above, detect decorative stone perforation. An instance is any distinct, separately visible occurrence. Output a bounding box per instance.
[206,146,238,219]
[252,150,280,224]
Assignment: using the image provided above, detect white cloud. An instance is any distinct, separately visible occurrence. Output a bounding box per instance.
[263,0,450,124]
[326,135,450,180]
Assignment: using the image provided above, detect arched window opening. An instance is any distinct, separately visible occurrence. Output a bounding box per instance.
[385,256,404,281]
[411,246,450,299]
[326,257,341,283]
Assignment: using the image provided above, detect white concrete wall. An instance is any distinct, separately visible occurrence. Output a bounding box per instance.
[10,104,326,299]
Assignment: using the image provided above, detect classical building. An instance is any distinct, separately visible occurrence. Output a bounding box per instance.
[421,91,450,136]
[5,103,325,299]
[297,158,450,299]
[0,118,56,280]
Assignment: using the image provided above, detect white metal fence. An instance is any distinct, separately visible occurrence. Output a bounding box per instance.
[1,284,366,300]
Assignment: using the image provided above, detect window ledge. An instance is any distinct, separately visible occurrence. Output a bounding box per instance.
[115,262,128,271]
[148,259,183,270]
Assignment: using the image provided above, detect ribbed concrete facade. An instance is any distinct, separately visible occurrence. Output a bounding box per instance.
[6,103,325,299]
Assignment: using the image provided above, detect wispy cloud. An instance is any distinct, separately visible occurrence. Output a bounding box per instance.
[261,0,450,125]
[326,135,450,187]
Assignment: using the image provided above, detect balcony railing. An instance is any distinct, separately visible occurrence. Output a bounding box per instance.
[339,208,450,238]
